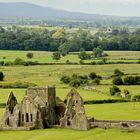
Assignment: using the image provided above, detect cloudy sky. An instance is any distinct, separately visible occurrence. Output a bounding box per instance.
[0,0,140,16]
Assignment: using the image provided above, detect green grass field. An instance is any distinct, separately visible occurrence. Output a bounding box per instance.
[0,128,140,140]
[106,51,140,59]
[85,102,140,120]
[0,64,140,84]
[0,102,140,140]
[0,50,139,64]
[0,51,140,139]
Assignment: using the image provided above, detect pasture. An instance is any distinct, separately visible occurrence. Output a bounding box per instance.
[0,50,139,64]
[0,128,140,140]
[0,50,140,140]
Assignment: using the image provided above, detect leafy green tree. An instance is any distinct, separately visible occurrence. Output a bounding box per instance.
[60,75,71,84]
[112,76,123,85]
[93,47,104,58]
[69,79,81,88]
[0,72,4,81]
[52,28,66,43]
[89,72,97,80]
[52,52,61,60]
[101,58,107,64]
[93,78,100,85]
[59,43,69,56]
[26,53,34,59]
[110,86,121,96]
[67,34,82,52]
[123,76,140,85]
[113,69,124,77]
[78,49,91,60]
[14,58,25,65]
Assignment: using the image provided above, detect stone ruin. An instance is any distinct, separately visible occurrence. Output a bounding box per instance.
[2,86,90,130]
[2,86,140,131]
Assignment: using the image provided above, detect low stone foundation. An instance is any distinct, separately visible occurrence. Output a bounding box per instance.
[90,120,140,130]
[0,126,35,131]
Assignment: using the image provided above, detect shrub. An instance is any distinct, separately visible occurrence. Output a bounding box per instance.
[61,73,89,88]
[114,69,124,77]
[26,52,34,59]
[132,95,140,101]
[78,75,88,84]
[84,99,128,104]
[24,61,39,66]
[78,51,91,60]
[0,61,4,66]
[60,75,71,84]
[112,76,123,85]
[96,75,102,79]
[52,52,61,60]
[97,61,104,65]
[93,78,100,85]
[101,58,107,64]
[123,76,140,85]
[4,61,13,66]
[0,72,4,81]
[79,60,84,64]
[89,72,97,80]
[2,56,6,59]
[65,60,71,64]
[93,47,104,58]
[14,58,25,65]
[91,61,96,65]
[0,81,37,88]
[110,86,121,96]
[69,78,81,88]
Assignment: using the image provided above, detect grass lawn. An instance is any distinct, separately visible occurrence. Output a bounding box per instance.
[85,102,140,120]
[0,128,140,140]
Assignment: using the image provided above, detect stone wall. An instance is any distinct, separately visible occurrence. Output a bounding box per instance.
[90,120,140,130]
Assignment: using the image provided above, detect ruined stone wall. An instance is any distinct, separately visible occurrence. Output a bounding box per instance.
[20,97,43,128]
[60,89,90,130]
[90,120,140,130]
[47,86,57,125]
[27,87,48,106]
[47,86,56,109]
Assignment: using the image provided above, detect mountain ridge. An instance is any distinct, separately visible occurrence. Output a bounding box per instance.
[0,2,138,20]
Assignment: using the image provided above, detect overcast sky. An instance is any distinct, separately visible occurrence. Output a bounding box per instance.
[0,0,140,16]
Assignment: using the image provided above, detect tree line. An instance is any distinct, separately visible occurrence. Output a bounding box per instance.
[0,26,140,52]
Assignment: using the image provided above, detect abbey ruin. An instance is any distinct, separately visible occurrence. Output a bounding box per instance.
[2,87,90,130]
[2,86,140,131]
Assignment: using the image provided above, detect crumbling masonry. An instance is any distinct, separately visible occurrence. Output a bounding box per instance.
[2,87,90,130]
[2,86,140,131]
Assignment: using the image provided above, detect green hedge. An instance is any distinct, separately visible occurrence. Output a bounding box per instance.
[84,99,129,104]
[0,82,37,88]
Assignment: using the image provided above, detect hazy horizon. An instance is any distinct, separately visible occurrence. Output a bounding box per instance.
[0,0,140,17]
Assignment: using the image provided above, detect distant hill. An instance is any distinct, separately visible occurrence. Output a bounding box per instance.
[0,2,127,20]
[0,2,140,27]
